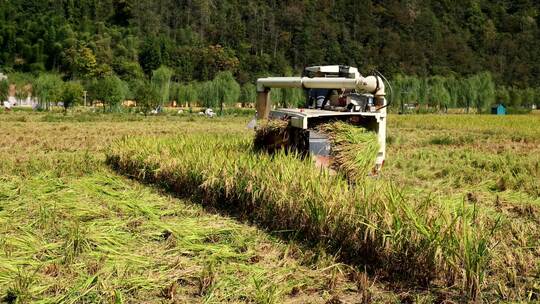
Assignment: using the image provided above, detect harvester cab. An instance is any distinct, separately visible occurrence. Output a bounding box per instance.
[255,65,388,173]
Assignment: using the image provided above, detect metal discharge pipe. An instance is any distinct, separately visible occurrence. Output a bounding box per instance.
[255,75,386,119]
[257,76,385,96]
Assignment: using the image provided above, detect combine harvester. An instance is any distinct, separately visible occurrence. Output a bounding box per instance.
[255,65,390,174]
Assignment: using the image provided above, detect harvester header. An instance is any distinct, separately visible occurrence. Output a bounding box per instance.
[254,65,390,174]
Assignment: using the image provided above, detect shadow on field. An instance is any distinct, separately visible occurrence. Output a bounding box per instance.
[105,161,461,303]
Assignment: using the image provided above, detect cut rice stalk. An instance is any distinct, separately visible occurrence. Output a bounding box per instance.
[253,119,290,153]
[318,121,380,181]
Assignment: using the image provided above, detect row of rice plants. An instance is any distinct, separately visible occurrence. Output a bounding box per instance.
[105,132,496,300]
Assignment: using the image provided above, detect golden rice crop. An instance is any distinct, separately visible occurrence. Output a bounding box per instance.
[106,133,495,298]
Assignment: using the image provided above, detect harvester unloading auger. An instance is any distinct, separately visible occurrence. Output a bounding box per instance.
[254,65,389,176]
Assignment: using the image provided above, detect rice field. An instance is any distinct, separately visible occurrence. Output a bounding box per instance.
[1,110,539,303]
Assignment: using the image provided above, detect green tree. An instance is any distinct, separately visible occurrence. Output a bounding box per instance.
[134,80,160,116]
[239,83,256,107]
[0,79,9,103]
[64,45,98,79]
[213,71,240,114]
[92,75,127,112]
[114,60,144,81]
[35,74,63,110]
[199,45,240,80]
[151,66,173,107]
[139,37,162,76]
[4,0,540,93]
[61,81,84,112]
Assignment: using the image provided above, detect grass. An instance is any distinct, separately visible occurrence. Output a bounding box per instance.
[385,114,540,301]
[0,111,398,303]
[1,109,539,302]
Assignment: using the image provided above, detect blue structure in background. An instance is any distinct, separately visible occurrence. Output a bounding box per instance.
[491,103,506,115]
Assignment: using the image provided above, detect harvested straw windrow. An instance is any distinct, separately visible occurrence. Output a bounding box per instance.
[253,119,290,153]
[318,121,380,180]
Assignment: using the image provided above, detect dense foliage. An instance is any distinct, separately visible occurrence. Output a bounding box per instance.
[1,1,540,111]
[61,81,84,110]
[1,0,539,88]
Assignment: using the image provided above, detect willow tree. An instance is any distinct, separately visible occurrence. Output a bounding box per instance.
[417,78,430,107]
[0,79,8,103]
[496,86,510,105]
[213,71,240,114]
[472,72,495,113]
[10,72,34,103]
[406,76,421,104]
[508,87,523,108]
[427,76,451,110]
[460,77,478,113]
[281,88,304,108]
[522,88,536,108]
[393,75,422,111]
[270,88,283,107]
[239,83,256,107]
[444,77,460,108]
[170,82,180,106]
[152,66,173,107]
[199,81,218,108]
[177,83,198,111]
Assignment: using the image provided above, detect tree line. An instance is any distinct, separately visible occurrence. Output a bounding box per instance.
[0,67,310,113]
[2,68,539,114]
[391,73,540,113]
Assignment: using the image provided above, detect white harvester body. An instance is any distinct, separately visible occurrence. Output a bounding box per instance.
[256,65,388,172]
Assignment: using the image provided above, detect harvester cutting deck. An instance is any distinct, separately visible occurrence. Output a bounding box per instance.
[255,65,389,174]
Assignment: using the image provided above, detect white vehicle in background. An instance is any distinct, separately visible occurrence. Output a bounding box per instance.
[199,108,216,117]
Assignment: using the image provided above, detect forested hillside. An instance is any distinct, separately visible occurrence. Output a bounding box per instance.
[2,0,539,86]
[1,0,540,113]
